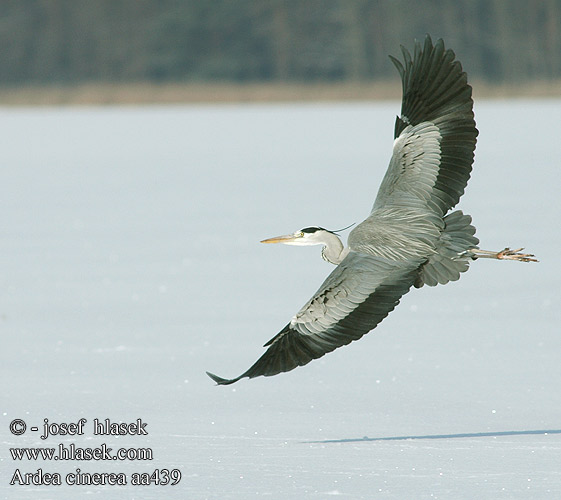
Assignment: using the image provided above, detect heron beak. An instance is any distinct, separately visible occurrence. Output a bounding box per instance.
[260,233,301,244]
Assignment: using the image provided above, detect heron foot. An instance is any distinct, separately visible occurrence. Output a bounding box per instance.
[496,247,538,262]
[469,247,538,262]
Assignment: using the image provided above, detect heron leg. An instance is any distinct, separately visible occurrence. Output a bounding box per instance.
[467,247,538,263]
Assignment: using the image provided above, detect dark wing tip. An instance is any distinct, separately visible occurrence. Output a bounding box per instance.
[206,371,243,386]
[388,54,404,78]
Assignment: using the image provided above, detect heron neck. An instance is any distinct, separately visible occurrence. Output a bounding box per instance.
[320,232,346,265]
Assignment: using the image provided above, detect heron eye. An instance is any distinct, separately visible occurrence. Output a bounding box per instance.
[299,232,305,237]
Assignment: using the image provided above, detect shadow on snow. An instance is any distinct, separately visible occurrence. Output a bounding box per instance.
[308,429,561,444]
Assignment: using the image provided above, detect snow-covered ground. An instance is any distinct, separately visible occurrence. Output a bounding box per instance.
[1,101,560,499]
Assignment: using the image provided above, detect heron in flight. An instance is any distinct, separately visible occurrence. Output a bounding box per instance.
[207,35,536,386]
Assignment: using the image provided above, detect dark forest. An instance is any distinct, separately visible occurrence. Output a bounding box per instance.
[1,0,559,85]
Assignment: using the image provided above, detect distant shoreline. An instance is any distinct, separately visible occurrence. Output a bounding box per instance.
[1,81,560,106]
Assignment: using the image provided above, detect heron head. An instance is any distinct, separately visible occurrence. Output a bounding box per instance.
[260,226,335,246]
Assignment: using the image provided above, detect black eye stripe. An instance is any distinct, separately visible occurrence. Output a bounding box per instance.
[301,227,323,234]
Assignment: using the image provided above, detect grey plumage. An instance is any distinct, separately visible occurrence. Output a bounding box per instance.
[206,35,534,386]
[415,210,478,288]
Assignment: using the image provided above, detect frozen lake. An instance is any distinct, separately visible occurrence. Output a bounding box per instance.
[1,100,560,499]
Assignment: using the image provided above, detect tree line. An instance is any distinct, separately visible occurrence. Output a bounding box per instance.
[0,0,559,85]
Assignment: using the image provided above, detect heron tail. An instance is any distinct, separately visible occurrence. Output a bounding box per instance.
[415,210,479,288]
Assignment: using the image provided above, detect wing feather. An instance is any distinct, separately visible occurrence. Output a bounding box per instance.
[374,35,477,216]
[207,252,420,385]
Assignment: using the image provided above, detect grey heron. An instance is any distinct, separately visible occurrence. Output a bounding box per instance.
[207,35,536,386]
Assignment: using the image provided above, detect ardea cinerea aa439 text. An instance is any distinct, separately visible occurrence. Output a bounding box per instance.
[207,35,537,386]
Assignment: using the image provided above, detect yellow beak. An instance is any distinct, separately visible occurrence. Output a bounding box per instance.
[260,233,300,244]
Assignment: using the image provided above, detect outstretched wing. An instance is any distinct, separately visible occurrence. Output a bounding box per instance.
[373,35,477,215]
[207,252,421,385]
